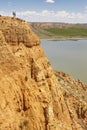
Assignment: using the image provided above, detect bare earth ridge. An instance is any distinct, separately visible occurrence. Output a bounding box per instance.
[0,16,87,130]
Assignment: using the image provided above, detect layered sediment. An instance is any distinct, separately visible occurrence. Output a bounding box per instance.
[0,16,87,130]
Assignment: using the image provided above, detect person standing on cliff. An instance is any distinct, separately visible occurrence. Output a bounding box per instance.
[12,12,16,18]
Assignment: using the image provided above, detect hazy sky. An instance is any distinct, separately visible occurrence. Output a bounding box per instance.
[0,0,87,23]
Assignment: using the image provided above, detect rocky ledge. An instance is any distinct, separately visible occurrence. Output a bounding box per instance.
[0,16,87,130]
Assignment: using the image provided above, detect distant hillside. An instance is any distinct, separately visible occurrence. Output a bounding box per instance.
[30,22,87,38]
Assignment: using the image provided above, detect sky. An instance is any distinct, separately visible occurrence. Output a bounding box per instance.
[0,0,87,23]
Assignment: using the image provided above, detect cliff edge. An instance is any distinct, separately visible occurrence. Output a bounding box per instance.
[0,16,87,130]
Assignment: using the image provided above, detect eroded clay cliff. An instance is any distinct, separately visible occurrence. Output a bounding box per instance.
[0,16,86,130]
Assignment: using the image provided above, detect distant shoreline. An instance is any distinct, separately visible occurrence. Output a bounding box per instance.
[47,37,87,41]
[40,37,87,41]
[30,22,87,39]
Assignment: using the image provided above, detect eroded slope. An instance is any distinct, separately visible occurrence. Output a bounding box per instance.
[0,16,86,130]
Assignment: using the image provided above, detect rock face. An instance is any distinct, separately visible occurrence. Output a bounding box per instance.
[55,71,87,130]
[0,16,86,130]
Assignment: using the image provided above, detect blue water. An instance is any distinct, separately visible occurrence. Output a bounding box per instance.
[41,39,87,83]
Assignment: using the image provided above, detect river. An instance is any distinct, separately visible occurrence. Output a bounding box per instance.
[41,38,87,83]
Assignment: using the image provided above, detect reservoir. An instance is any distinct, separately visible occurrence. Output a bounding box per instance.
[41,39,87,83]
